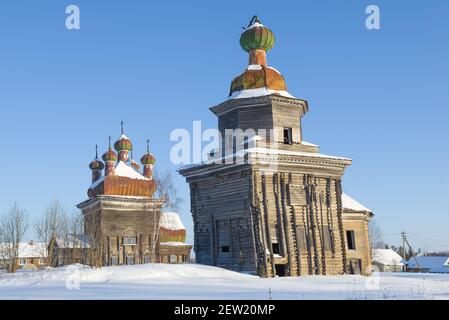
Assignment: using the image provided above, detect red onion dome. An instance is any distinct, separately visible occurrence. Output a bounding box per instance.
[89,159,104,170]
[102,149,117,162]
[114,134,133,152]
[140,153,156,165]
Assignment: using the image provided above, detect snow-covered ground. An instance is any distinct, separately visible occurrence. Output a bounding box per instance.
[0,264,448,300]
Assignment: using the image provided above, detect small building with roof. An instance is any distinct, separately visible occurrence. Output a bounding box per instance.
[341,193,374,275]
[406,256,449,273]
[372,249,404,272]
[0,241,47,271]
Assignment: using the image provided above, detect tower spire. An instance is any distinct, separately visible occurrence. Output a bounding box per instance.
[121,120,124,135]
[95,144,98,159]
[146,139,150,154]
[108,136,112,149]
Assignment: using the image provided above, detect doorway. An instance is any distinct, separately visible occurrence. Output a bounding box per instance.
[275,264,286,277]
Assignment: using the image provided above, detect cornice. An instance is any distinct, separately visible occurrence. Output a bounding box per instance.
[210,94,309,117]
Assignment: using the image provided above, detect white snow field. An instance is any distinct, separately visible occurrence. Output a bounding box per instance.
[0,264,448,300]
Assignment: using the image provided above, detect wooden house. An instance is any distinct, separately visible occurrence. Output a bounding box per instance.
[0,241,47,271]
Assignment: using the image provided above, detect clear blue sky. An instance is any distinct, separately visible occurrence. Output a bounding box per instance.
[0,1,448,251]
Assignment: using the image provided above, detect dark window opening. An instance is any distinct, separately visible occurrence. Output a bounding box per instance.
[275,264,286,277]
[221,246,230,253]
[272,243,280,255]
[283,128,293,145]
[346,259,362,275]
[346,230,356,250]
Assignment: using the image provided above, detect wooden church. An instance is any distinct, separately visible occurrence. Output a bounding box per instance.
[179,17,373,277]
[74,126,192,267]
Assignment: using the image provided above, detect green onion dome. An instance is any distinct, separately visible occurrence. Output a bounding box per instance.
[102,149,118,162]
[89,159,104,170]
[240,17,275,52]
[140,153,156,166]
[114,134,133,152]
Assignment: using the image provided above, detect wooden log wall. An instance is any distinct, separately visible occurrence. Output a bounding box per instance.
[251,170,346,277]
[189,168,257,273]
[188,166,347,277]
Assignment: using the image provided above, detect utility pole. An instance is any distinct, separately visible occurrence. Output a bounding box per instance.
[400,231,421,272]
[401,231,406,271]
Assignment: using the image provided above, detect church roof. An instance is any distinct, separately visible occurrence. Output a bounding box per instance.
[160,212,186,231]
[89,161,148,190]
[88,161,155,198]
[115,161,148,181]
[159,212,187,243]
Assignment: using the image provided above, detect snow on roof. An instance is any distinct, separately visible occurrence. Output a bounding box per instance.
[160,242,190,247]
[301,141,318,147]
[118,134,129,140]
[55,234,90,249]
[372,249,404,266]
[229,88,295,100]
[115,161,148,180]
[159,212,185,231]
[17,242,47,258]
[178,146,351,172]
[342,193,371,212]
[89,161,148,190]
[407,256,449,273]
[247,64,262,71]
[242,21,264,32]
[236,147,350,161]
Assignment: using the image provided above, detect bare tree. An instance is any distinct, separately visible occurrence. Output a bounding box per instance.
[66,210,86,264]
[0,203,29,273]
[368,219,383,257]
[154,170,183,212]
[84,211,103,268]
[34,199,67,267]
